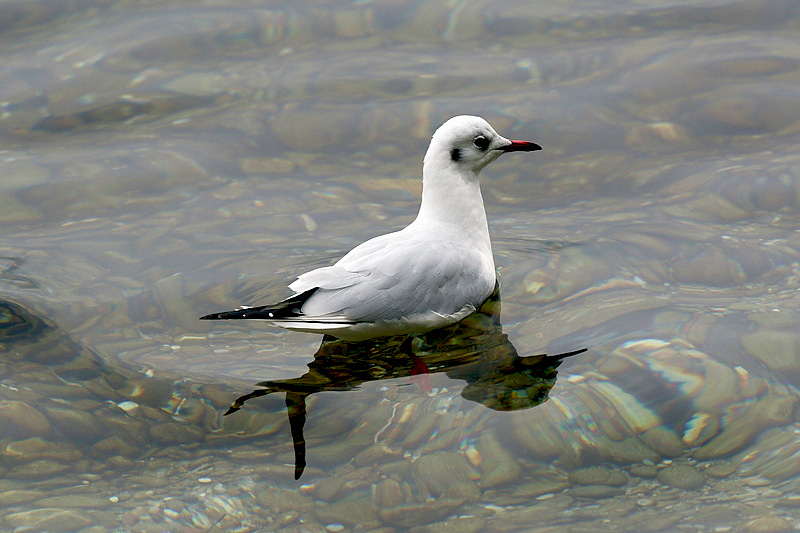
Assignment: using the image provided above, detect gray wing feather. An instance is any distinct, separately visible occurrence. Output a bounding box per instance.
[293,233,494,322]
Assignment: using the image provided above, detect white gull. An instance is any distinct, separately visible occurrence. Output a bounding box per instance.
[200,115,541,340]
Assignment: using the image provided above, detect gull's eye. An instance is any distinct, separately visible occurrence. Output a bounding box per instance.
[473,135,490,150]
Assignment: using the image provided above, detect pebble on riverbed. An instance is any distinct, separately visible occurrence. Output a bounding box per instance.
[656,464,706,490]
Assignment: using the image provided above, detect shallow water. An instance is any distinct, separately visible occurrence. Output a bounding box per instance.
[2,0,800,531]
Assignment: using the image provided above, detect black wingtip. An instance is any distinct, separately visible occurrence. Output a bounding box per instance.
[199,311,238,320]
[223,403,241,416]
[199,288,319,322]
[199,307,270,320]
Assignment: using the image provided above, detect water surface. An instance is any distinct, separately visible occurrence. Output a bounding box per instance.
[2,0,800,531]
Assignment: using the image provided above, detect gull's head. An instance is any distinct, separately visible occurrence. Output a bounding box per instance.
[424,115,542,174]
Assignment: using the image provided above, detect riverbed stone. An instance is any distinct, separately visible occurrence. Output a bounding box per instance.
[45,406,104,443]
[90,435,141,457]
[314,495,377,526]
[740,514,794,533]
[9,459,69,479]
[693,395,797,460]
[421,514,487,533]
[568,466,628,486]
[475,433,521,488]
[36,494,113,509]
[630,464,658,478]
[3,437,82,462]
[413,451,479,497]
[0,489,44,507]
[149,422,204,444]
[3,508,93,531]
[570,484,624,499]
[656,464,705,489]
[704,461,737,478]
[377,499,465,529]
[572,498,637,519]
[0,401,51,439]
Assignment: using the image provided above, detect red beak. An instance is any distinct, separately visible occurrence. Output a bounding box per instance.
[500,140,542,152]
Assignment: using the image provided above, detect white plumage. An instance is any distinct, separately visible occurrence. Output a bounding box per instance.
[201,115,541,340]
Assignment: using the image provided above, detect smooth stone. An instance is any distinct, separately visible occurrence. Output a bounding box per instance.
[497,478,569,505]
[377,499,465,529]
[239,157,296,175]
[572,498,637,519]
[0,489,44,507]
[10,459,69,479]
[107,455,136,469]
[270,110,357,152]
[44,406,104,443]
[569,484,624,499]
[254,487,314,514]
[693,395,797,460]
[0,401,51,439]
[656,464,705,490]
[4,508,93,531]
[91,436,141,457]
[594,436,661,464]
[740,515,794,533]
[511,413,564,461]
[313,496,377,526]
[126,473,170,488]
[568,466,628,486]
[310,477,346,503]
[704,462,737,478]
[371,478,406,508]
[352,443,403,467]
[775,496,800,508]
[413,451,479,497]
[2,163,51,190]
[475,433,521,488]
[741,330,800,374]
[445,480,481,503]
[36,494,113,509]
[421,515,487,533]
[693,506,740,526]
[639,426,684,457]
[162,72,231,95]
[0,197,42,223]
[620,508,684,531]
[500,493,572,525]
[630,464,658,478]
[4,438,82,462]
[149,422,204,444]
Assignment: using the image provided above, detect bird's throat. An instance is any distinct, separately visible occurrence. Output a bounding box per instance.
[415,166,492,252]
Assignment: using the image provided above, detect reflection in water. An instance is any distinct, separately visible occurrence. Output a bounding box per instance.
[225,289,586,479]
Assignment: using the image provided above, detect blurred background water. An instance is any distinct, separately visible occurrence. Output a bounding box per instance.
[2,0,800,531]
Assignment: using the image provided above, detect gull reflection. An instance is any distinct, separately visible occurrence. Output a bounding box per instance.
[225,289,586,479]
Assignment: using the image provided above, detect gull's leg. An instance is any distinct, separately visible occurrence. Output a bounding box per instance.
[400,337,432,392]
[285,391,307,480]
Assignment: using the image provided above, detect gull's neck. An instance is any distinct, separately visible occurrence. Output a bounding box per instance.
[412,158,492,255]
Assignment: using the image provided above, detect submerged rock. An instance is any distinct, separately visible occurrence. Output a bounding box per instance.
[656,464,705,490]
[568,466,628,487]
[3,508,93,531]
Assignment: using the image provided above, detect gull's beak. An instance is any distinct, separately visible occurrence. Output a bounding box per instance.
[499,140,542,152]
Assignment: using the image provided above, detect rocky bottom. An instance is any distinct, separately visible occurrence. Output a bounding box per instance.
[2,436,800,533]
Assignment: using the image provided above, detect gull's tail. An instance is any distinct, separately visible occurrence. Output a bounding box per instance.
[199,288,318,321]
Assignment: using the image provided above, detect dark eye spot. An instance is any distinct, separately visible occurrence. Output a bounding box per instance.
[450,148,461,162]
[473,135,489,150]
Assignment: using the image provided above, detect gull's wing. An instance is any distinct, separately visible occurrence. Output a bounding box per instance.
[200,230,497,340]
[290,232,496,323]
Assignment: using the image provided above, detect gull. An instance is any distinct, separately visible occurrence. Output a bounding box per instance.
[200,115,541,341]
